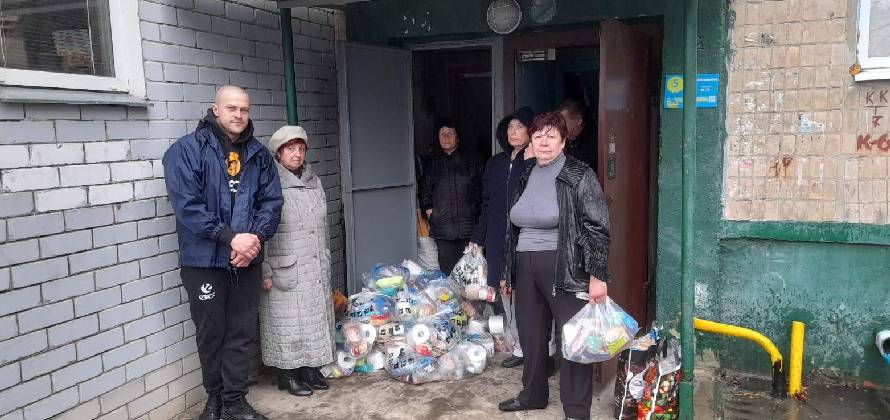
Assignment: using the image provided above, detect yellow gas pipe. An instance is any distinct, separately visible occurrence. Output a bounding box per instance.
[693,318,786,397]
[788,321,806,398]
[693,318,806,399]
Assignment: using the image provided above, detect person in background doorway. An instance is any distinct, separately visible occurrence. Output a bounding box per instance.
[468,106,536,368]
[163,85,282,420]
[498,112,611,420]
[558,98,597,169]
[419,118,483,274]
[259,126,334,398]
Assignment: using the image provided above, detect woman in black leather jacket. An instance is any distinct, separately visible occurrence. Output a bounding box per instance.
[497,112,611,420]
[418,119,483,274]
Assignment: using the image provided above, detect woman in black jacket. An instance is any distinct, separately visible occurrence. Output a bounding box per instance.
[497,112,611,420]
[419,119,483,274]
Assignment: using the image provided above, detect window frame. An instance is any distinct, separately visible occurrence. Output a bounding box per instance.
[857,0,890,81]
[0,0,145,98]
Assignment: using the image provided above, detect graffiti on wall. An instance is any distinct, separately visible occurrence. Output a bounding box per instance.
[857,89,890,152]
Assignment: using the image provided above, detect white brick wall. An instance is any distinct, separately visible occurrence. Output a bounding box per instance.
[724,0,890,223]
[0,1,344,419]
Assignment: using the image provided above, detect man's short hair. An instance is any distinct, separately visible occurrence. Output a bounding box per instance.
[557,98,587,120]
[214,85,249,104]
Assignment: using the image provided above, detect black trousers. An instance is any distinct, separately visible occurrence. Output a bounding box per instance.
[515,250,593,418]
[181,264,262,402]
[435,238,469,275]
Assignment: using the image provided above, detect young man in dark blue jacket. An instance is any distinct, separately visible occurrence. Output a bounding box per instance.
[163,85,283,420]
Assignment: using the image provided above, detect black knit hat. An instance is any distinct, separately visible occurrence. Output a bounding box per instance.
[495,106,535,151]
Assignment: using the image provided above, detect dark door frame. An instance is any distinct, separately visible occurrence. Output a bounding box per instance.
[503,27,600,115]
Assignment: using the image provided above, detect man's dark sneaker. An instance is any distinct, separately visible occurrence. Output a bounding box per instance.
[197,393,222,420]
[565,417,590,420]
[221,397,269,420]
[501,355,524,368]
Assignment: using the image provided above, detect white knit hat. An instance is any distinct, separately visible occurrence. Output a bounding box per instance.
[268,125,309,153]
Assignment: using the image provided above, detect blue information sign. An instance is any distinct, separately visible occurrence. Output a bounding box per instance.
[662,73,720,109]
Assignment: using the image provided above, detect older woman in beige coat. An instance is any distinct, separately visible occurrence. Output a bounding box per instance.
[260,126,335,397]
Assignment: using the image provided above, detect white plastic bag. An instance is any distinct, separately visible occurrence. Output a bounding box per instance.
[562,297,640,364]
[450,246,488,289]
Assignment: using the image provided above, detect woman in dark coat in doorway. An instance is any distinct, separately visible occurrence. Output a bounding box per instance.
[419,119,484,274]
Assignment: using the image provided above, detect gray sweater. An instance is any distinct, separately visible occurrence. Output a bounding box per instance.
[510,153,566,251]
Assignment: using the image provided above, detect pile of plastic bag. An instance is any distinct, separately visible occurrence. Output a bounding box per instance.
[322,248,516,384]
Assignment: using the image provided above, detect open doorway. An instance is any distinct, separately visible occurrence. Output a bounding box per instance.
[412,48,493,161]
[505,21,664,336]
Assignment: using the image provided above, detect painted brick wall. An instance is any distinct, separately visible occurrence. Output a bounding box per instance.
[724,0,890,223]
[0,1,343,419]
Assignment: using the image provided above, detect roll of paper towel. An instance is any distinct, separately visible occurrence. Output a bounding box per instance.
[465,343,487,373]
[488,315,505,335]
[468,319,487,334]
[336,351,356,371]
[367,350,386,371]
[360,323,377,345]
[410,324,431,344]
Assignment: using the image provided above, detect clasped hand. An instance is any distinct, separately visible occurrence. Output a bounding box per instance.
[230,233,261,268]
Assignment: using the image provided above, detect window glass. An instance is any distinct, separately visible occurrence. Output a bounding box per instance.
[870,0,890,57]
[0,0,114,76]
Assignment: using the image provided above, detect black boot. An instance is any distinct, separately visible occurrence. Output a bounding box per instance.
[301,367,329,390]
[501,355,524,368]
[277,369,312,397]
[198,393,222,420]
[221,397,269,420]
[498,397,547,412]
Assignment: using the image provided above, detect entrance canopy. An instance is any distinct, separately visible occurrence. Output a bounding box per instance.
[275,0,370,7]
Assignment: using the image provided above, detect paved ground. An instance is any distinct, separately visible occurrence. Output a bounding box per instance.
[176,354,617,420]
[175,356,890,420]
[719,374,890,420]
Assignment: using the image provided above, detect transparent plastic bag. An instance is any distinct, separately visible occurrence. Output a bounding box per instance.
[412,269,447,290]
[492,333,515,354]
[437,341,488,380]
[407,316,459,357]
[461,284,498,302]
[423,277,460,308]
[320,350,358,378]
[385,348,440,384]
[456,341,488,375]
[394,289,436,322]
[562,297,640,364]
[375,322,408,344]
[450,246,488,289]
[347,290,396,326]
[335,319,377,358]
[464,330,495,359]
[363,264,408,297]
[401,259,424,283]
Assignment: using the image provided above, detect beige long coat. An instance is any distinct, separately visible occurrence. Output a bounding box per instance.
[259,161,335,369]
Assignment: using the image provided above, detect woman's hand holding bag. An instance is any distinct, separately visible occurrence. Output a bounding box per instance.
[588,276,607,304]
